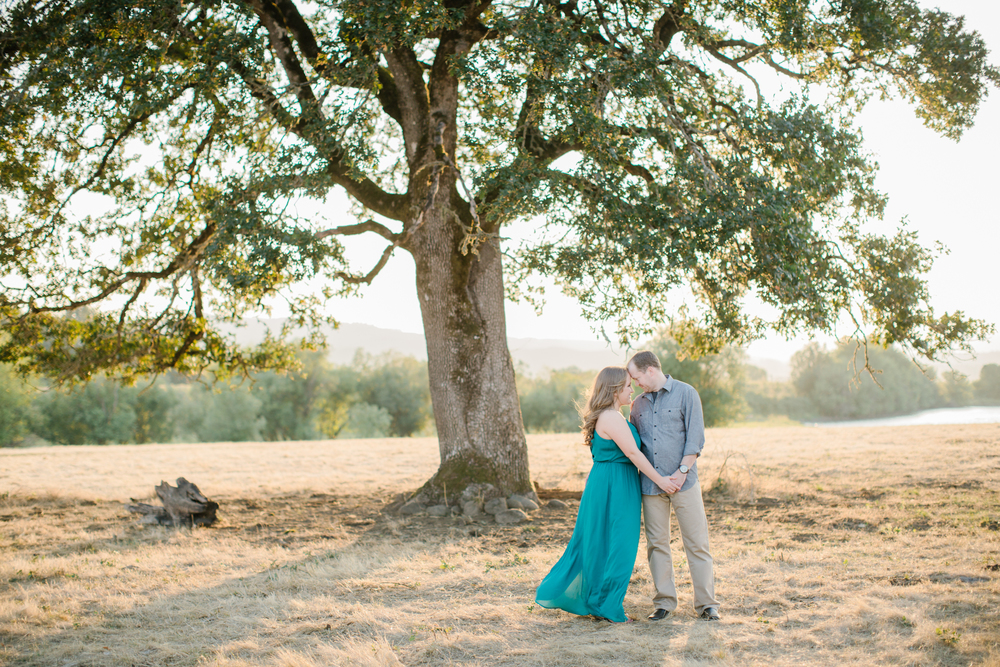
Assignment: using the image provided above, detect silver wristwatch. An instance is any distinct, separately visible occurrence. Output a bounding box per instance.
[678,464,690,474]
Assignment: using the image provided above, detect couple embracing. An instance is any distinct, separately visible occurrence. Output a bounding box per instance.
[535,350,720,623]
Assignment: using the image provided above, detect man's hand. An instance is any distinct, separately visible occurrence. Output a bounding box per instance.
[657,476,681,494]
[665,471,688,492]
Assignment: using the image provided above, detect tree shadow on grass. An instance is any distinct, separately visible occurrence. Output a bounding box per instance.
[2,490,585,666]
[2,489,998,667]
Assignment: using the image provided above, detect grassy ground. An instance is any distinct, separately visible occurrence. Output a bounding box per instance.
[1,425,999,666]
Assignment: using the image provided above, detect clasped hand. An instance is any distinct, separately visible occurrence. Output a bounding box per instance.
[657,474,683,495]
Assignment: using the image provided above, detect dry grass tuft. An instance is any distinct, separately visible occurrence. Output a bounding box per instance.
[1,424,999,666]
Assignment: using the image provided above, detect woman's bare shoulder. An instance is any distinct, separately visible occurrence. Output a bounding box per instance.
[595,409,627,429]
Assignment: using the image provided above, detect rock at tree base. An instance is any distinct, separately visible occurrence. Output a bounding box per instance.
[399,500,426,515]
[507,494,539,511]
[495,509,529,525]
[463,500,483,518]
[460,483,497,503]
[126,478,218,527]
[484,497,508,515]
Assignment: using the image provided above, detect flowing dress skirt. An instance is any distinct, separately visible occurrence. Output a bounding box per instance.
[534,460,641,621]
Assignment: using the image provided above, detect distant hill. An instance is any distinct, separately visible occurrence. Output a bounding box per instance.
[226,319,625,375]
[225,319,998,380]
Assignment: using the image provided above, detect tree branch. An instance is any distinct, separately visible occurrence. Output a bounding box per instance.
[224,54,408,221]
[707,37,809,79]
[514,80,583,161]
[170,328,204,368]
[656,92,722,191]
[184,119,216,182]
[224,56,303,133]
[42,109,156,229]
[623,162,654,184]
[24,222,217,316]
[247,0,320,115]
[703,44,763,108]
[763,52,808,79]
[315,220,398,242]
[653,1,688,50]
[709,38,768,64]
[542,168,632,212]
[243,0,403,122]
[383,46,431,167]
[116,277,148,340]
[451,0,497,44]
[334,243,396,285]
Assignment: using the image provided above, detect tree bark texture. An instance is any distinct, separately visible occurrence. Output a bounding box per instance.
[384,33,532,499]
[409,206,531,499]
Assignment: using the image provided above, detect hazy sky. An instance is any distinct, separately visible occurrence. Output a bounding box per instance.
[316,0,1000,361]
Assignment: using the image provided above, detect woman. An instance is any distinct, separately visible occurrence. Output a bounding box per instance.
[535,366,679,622]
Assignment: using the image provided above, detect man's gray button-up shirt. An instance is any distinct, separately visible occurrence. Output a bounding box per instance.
[629,376,706,496]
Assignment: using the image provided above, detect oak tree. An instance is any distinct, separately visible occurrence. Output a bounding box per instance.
[1,0,996,496]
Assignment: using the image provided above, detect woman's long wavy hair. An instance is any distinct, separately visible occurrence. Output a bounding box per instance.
[580,366,630,447]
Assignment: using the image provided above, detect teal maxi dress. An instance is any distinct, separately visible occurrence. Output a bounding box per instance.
[534,422,642,622]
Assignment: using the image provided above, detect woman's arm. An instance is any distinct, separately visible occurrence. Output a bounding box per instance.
[596,411,680,494]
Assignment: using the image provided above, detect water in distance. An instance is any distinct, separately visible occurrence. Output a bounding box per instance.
[808,406,1000,428]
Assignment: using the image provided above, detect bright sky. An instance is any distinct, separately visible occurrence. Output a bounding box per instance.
[316,0,1000,362]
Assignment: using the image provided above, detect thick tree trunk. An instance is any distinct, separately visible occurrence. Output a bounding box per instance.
[408,202,531,500]
[384,33,531,501]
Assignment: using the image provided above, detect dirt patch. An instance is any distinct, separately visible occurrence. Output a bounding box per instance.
[790,532,821,542]
[779,513,818,527]
[830,518,879,532]
[889,573,923,586]
[928,480,983,490]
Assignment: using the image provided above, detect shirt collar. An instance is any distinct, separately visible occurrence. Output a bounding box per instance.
[639,375,674,402]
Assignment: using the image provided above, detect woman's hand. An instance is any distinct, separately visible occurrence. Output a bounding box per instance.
[656,475,681,494]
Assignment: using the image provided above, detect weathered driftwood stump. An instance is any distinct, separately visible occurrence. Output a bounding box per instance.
[126,477,219,527]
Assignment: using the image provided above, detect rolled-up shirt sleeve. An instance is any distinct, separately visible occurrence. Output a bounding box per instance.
[682,386,706,457]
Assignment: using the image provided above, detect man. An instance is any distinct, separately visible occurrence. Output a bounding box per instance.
[627,350,720,621]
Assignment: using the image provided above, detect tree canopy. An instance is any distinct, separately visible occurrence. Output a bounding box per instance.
[1,0,997,494]
[1,0,996,377]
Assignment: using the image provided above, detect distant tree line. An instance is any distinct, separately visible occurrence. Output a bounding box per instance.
[516,332,1000,432]
[0,350,433,446]
[2,334,999,446]
[751,345,1000,422]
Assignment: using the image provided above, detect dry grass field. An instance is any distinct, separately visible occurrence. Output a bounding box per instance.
[1,424,999,667]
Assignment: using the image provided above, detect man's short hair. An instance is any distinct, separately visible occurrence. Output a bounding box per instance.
[628,350,661,373]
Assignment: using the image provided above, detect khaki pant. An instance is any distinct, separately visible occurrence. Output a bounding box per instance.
[642,480,718,614]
